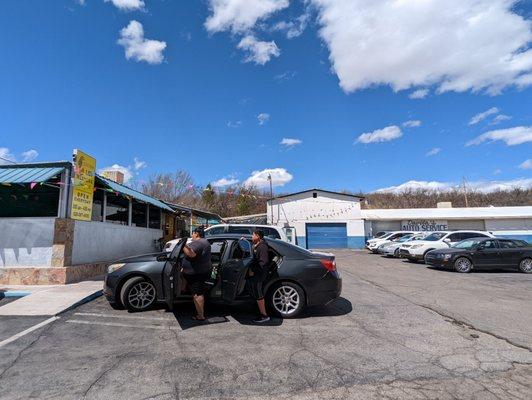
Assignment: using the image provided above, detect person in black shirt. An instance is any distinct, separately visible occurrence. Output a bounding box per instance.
[183,227,212,321]
[248,230,271,323]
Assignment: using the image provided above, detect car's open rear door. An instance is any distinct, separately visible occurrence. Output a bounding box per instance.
[163,239,185,311]
[221,240,254,302]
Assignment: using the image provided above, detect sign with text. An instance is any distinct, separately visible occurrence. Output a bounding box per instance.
[71,149,96,221]
[401,220,448,231]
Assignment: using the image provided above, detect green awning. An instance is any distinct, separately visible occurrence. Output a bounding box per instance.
[96,175,174,212]
[0,166,65,184]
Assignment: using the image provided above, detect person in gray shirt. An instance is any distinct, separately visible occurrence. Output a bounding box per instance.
[182,227,212,321]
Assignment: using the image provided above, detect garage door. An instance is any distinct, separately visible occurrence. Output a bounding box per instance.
[306,223,347,249]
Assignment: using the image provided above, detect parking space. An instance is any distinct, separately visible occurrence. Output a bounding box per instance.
[0,251,531,399]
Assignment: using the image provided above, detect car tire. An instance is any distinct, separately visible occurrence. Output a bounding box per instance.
[423,250,434,264]
[267,281,306,319]
[120,276,157,312]
[394,248,400,258]
[454,257,472,273]
[518,258,532,273]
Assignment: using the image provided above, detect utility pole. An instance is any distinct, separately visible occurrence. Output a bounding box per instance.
[462,177,469,207]
[268,174,274,225]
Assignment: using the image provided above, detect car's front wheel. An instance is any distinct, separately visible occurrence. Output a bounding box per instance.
[518,258,532,273]
[268,282,306,319]
[394,248,400,258]
[120,276,157,312]
[454,257,472,273]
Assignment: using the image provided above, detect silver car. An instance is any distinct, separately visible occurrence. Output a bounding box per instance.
[378,233,429,257]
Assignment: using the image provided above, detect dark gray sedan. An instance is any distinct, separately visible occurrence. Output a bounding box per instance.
[104,235,342,318]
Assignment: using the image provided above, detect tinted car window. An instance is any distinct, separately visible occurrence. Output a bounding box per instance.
[460,232,482,240]
[206,226,225,236]
[264,228,281,239]
[228,226,253,234]
[447,233,463,242]
[498,239,524,249]
[424,232,447,241]
[479,240,498,249]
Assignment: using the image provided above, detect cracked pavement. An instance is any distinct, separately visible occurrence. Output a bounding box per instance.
[0,250,531,399]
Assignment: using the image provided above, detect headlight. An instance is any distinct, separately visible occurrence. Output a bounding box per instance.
[411,244,423,249]
[107,263,126,273]
[443,254,452,261]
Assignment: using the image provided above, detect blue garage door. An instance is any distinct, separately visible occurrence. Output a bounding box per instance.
[306,223,348,249]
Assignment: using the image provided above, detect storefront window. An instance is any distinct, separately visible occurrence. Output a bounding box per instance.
[132,201,147,227]
[105,193,129,225]
[0,183,59,217]
[149,205,161,229]
[91,189,104,222]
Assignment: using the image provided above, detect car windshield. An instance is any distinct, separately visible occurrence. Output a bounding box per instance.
[452,239,483,249]
[424,232,447,241]
[379,233,393,239]
[396,234,414,242]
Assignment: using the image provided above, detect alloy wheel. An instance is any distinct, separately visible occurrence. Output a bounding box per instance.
[455,258,472,273]
[520,258,532,273]
[128,281,156,310]
[272,286,300,316]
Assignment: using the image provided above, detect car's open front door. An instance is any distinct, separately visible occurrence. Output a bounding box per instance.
[162,238,185,311]
[221,239,253,302]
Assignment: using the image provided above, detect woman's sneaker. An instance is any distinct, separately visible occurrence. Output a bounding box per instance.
[253,315,270,324]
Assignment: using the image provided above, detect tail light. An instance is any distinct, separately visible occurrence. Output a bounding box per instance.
[320,259,336,272]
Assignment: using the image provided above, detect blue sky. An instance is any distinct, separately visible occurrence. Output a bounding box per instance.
[1,0,531,194]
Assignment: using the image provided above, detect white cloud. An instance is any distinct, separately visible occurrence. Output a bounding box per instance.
[21,149,38,162]
[117,20,166,64]
[99,164,133,184]
[409,89,428,99]
[376,178,532,194]
[271,12,310,39]
[491,114,512,125]
[312,0,532,94]
[227,120,242,128]
[519,159,532,170]
[212,176,239,187]
[0,147,16,165]
[466,126,532,146]
[280,138,302,148]
[105,0,144,11]
[133,157,147,171]
[274,70,297,82]
[356,125,402,144]
[257,113,270,125]
[237,35,280,65]
[493,169,502,175]
[469,107,499,125]
[425,148,441,157]
[403,120,422,128]
[244,167,293,188]
[205,0,289,34]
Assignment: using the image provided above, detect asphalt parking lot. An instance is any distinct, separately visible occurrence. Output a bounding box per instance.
[1,250,531,399]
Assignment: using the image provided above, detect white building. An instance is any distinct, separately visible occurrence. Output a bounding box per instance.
[267,188,532,249]
[267,189,366,249]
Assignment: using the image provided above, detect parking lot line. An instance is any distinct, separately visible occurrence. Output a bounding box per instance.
[0,316,59,349]
[66,319,179,331]
[74,312,170,322]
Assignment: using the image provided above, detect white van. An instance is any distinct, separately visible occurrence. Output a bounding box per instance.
[164,224,297,252]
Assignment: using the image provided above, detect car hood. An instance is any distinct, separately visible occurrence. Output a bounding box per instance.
[114,252,165,264]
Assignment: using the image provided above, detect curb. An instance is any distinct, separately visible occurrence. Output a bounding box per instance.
[57,290,103,316]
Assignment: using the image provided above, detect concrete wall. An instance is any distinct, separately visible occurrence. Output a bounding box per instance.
[71,220,163,264]
[268,192,365,249]
[0,218,55,267]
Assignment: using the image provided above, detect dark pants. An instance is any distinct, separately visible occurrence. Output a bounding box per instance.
[247,270,267,300]
[183,272,210,296]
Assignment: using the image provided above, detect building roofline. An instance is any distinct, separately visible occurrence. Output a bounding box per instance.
[163,201,222,221]
[0,161,72,169]
[270,188,364,201]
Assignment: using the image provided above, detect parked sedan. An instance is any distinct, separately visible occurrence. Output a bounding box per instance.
[104,234,342,318]
[425,238,532,273]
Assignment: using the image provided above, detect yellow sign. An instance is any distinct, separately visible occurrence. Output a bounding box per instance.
[71,149,96,221]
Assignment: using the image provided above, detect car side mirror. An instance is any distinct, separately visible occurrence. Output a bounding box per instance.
[156,254,169,262]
